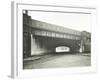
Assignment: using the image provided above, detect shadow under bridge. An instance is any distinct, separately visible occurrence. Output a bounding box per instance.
[31,35,81,56]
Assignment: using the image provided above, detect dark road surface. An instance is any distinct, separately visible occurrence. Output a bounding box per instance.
[23,53,91,69]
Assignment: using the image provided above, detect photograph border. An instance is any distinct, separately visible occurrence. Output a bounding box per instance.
[11,1,97,78]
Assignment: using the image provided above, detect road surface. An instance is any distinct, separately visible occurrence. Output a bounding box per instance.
[23,53,91,69]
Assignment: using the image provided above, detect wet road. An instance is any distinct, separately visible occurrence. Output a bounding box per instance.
[23,53,91,69]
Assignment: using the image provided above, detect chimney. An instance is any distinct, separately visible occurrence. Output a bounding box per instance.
[25,10,28,15]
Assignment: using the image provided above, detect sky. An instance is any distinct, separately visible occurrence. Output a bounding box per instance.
[28,11,91,32]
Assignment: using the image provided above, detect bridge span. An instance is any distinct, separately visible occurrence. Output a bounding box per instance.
[23,11,91,57]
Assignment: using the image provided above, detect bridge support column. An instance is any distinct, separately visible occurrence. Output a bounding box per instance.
[31,34,51,55]
[79,40,85,53]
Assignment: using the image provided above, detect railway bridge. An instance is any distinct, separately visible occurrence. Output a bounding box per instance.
[23,11,91,57]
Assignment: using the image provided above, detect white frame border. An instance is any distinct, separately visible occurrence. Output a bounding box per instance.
[11,1,97,78]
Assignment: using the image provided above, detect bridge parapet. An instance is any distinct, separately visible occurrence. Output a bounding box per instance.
[31,19,81,36]
[23,12,81,37]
